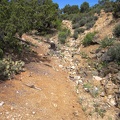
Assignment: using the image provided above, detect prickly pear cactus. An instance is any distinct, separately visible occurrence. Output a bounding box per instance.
[0,58,25,80]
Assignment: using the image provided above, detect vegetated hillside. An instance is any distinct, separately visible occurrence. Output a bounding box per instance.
[55,1,120,120]
[0,0,61,80]
[0,0,120,120]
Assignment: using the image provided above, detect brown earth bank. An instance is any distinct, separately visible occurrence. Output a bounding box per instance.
[0,34,86,120]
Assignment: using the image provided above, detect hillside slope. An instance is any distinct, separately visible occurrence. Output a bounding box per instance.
[0,35,86,120]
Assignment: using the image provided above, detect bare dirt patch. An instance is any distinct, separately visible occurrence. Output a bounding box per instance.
[0,34,86,120]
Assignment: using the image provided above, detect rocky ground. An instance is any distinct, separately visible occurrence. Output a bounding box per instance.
[47,11,120,120]
[0,34,86,120]
[0,10,120,120]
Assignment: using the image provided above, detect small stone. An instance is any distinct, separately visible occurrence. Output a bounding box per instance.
[32,111,36,115]
[93,76,102,81]
[108,95,112,99]
[53,103,57,108]
[100,92,105,97]
[11,107,14,110]
[107,96,116,106]
[76,89,79,94]
[0,101,4,107]
[59,65,63,68]
[16,91,19,94]
[71,66,75,69]
[74,76,81,80]
[78,80,83,84]
[84,88,89,92]
[6,112,9,115]
[73,111,79,116]
[110,99,116,106]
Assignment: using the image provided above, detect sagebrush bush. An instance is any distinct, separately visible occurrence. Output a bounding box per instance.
[72,14,82,24]
[113,23,120,37]
[58,28,70,44]
[73,31,78,39]
[79,18,87,27]
[100,37,114,48]
[86,21,95,30]
[104,7,113,13]
[72,23,79,29]
[113,2,120,18]
[94,16,98,21]
[107,43,120,62]
[0,49,3,58]
[75,28,85,34]
[86,16,94,22]
[82,32,96,47]
[0,58,25,80]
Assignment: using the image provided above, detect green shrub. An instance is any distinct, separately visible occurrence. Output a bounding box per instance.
[80,52,88,59]
[104,7,113,13]
[107,43,120,62]
[79,18,87,27]
[82,32,96,47]
[75,28,85,34]
[58,32,66,44]
[113,2,120,18]
[94,7,101,15]
[113,23,120,37]
[86,16,94,22]
[58,28,70,44]
[0,58,25,80]
[94,16,98,21]
[72,14,82,24]
[100,37,114,48]
[72,23,79,29]
[0,49,3,59]
[86,21,95,30]
[73,31,78,39]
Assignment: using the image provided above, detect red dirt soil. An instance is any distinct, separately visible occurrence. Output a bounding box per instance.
[0,35,86,120]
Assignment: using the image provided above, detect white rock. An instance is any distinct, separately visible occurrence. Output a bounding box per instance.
[32,111,36,115]
[0,101,4,107]
[76,89,79,94]
[110,99,116,106]
[16,91,19,94]
[71,66,75,69]
[93,76,102,81]
[53,103,57,108]
[74,76,81,80]
[59,65,63,68]
[78,80,83,84]
[100,92,105,97]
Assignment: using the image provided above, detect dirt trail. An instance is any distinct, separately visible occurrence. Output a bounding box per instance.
[0,35,86,120]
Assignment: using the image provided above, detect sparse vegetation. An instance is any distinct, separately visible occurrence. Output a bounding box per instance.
[113,1,120,18]
[82,32,96,47]
[72,23,79,29]
[86,21,95,30]
[58,28,70,44]
[113,23,120,37]
[80,52,88,59]
[93,103,106,118]
[100,37,114,48]
[0,58,25,80]
[79,18,87,27]
[73,31,78,39]
[75,28,85,34]
[107,43,120,62]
